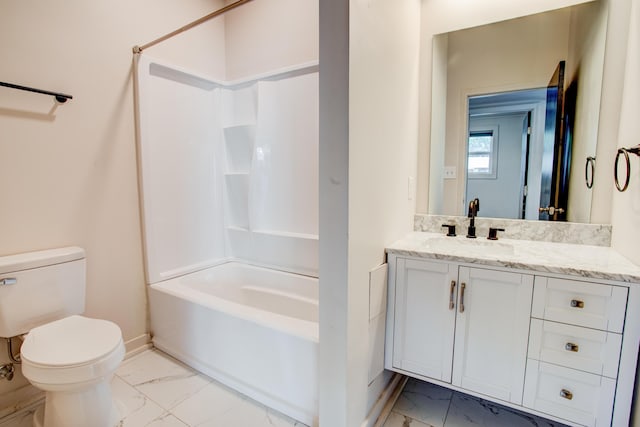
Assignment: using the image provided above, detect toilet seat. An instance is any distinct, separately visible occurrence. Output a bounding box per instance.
[21,315,124,386]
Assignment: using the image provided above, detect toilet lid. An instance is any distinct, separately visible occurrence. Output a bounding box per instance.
[21,315,123,367]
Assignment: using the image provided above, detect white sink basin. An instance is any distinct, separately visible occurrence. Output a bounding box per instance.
[422,237,515,256]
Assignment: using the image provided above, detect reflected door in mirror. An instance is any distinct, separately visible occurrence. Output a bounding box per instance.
[539,61,570,221]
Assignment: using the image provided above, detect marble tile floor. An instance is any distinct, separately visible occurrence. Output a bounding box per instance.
[383,378,570,427]
[0,349,307,427]
[0,349,570,427]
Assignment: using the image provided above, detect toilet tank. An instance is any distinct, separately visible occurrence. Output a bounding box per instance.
[0,247,86,338]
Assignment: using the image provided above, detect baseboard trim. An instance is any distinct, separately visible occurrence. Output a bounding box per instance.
[0,384,44,421]
[124,333,152,359]
[361,373,407,427]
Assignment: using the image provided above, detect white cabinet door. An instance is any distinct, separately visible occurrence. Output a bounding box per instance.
[452,266,534,404]
[393,258,457,382]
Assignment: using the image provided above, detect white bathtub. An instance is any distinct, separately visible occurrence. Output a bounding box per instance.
[148,262,319,426]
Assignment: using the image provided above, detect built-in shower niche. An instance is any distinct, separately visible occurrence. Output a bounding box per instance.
[221,85,257,234]
[223,124,255,231]
[222,73,319,277]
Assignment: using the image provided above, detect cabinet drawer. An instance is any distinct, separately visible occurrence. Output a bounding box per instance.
[528,319,622,378]
[523,360,615,427]
[532,277,627,333]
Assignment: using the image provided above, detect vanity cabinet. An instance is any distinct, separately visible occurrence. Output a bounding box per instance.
[389,256,533,405]
[385,253,639,427]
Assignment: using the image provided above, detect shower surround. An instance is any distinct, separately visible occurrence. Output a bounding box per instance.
[135,54,319,425]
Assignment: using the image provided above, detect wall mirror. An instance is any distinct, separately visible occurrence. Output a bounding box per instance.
[427,1,607,223]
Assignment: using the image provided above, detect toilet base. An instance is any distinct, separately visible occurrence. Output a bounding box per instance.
[31,382,121,427]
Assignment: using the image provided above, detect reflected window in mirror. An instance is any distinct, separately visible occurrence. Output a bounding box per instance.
[468,130,498,179]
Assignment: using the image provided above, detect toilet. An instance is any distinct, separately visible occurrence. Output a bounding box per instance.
[0,247,125,427]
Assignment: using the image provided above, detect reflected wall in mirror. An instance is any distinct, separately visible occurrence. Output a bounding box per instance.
[427,1,607,223]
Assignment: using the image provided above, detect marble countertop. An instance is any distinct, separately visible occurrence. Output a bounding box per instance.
[386,232,640,283]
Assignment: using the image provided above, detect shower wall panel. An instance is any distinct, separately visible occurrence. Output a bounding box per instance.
[136,55,319,283]
[135,56,226,283]
[251,74,319,237]
[224,72,319,277]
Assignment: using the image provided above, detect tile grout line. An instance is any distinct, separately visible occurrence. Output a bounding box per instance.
[115,349,215,416]
[163,407,191,427]
[441,392,454,427]
[112,371,187,425]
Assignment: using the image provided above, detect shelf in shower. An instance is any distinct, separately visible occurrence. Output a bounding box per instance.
[225,226,318,276]
[252,229,319,241]
[226,225,250,233]
[225,227,318,241]
[222,123,256,130]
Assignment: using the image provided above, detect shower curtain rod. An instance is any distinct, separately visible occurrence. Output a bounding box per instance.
[133,0,255,54]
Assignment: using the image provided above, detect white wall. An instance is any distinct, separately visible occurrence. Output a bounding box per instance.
[421,0,596,37]
[417,0,597,214]
[591,0,633,224]
[0,0,225,407]
[566,1,607,223]
[319,0,421,425]
[318,0,350,424]
[348,0,421,418]
[611,3,640,264]
[224,0,318,80]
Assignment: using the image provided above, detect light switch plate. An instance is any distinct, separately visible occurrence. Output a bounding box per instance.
[444,166,457,179]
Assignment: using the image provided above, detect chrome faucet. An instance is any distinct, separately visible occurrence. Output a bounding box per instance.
[467,198,480,238]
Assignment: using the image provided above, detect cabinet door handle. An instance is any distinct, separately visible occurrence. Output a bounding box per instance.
[570,299,584,308]
[449,280,456,310]
[459,282,466,313]
[560,389,573,400]
[565,342,579,352]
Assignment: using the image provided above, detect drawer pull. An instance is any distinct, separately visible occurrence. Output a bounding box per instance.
[449,280,456,310]
[570,299,584,308]
[565,342,579,352]
[560,389,573,400]
[459,282,466,313]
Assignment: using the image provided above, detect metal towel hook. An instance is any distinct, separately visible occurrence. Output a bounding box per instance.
[614,145,640,192]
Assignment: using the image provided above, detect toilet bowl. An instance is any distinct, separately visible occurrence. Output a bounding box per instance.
[21,315,125,427]
[0,247,125,427]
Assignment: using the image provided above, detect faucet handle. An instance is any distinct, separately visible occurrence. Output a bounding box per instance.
[441,224,456,237]
[487,227,505,240]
